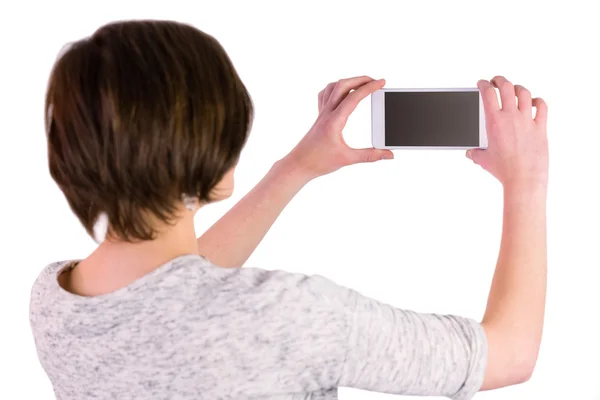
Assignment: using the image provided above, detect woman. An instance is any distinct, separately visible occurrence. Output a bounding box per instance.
[30,20,549,400]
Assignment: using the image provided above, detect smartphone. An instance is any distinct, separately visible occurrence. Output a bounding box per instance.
[371,88,487,149]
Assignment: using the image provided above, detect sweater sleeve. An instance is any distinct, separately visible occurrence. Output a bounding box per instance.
[285,273,488,399]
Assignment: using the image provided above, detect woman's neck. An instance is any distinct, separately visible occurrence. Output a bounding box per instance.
[60,214,199,297]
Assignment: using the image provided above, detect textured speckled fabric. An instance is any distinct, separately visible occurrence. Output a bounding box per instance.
[30,254,487,399]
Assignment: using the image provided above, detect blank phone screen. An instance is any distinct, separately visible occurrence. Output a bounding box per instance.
[384,91,480,147]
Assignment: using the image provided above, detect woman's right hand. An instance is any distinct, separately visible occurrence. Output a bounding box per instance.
[466,76,549,190]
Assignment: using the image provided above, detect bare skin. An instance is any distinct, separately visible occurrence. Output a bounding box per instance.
[62,75,548,393]
[469,76,548,389]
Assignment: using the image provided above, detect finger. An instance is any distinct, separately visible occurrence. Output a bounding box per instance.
[532,97,548,124]
[491,75,516,111]
[478,80,499,112]
[336,79,386,118]
[326,75,375,110]
[321,82,336,110]
[466,148,487,165]
[514,85,532,114]
[349,148,394,164]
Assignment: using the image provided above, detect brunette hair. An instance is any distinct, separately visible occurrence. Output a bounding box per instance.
[45,20,253,242]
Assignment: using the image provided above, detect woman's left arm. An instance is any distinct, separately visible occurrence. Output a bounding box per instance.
[196,76,393,267]
[196,156,308,267]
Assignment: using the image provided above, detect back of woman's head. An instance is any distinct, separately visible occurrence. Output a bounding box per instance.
[46,20,253,242]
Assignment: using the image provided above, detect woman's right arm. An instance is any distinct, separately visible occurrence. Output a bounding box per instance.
[269,76,548,398]
[468,76,549,390]
[479,179,547,389]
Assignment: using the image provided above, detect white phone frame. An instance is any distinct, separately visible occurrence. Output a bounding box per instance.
[371,88,487,150]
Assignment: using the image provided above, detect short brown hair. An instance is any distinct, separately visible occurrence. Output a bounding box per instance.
[45,20,253,242]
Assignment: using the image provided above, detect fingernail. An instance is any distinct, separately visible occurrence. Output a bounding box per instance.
[383,152,394,160]
[466,150,472,159]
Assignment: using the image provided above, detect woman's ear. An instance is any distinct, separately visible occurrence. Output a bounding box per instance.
[210,167,236,201]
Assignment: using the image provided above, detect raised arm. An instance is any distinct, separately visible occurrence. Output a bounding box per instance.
[467,76,549,389]
[246,77,548,400]
[196,76,393,267]
[194,76,548,399]
[271,76,549,399]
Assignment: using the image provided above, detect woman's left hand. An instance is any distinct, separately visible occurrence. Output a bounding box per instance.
[198,76,392,267]
[285,76,394,180]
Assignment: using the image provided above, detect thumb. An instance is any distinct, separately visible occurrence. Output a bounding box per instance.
[466,148,486,165]
[350,148,394,164]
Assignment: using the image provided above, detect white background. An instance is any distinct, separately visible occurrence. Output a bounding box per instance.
[1,0,599,399]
